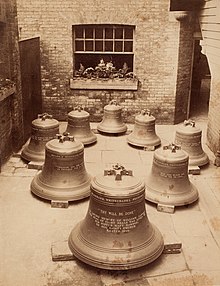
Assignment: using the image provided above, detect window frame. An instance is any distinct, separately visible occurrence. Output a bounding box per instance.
[73,24,135,55]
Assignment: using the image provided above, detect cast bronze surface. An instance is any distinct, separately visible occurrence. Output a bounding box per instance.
[97,100,127,134]
[145,143,199,207]
[30,132,91,201]
[127,110,161,147]
[21,113,59,162]
[174,120,209,166]
[68,164,164,270]
[65,106,97,145]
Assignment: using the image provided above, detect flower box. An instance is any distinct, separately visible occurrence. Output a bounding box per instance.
[70,77,138,91]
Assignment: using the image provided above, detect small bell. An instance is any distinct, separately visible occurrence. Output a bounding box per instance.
[21,113,59,163]
[127,110,161,148]
[65,106,97,145]
[97,100,127,134]
[31,132,91,202]
[145,143,199,208]
[174,120,209,166]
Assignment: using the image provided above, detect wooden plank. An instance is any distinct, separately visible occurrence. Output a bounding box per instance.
[51,239,182,262]
[202,30,220,40]
[201,23,220,32]
[200,7,218,17]
[202,38,220,49]
[157,204,175,214]
[51,240,75,262]
[51,201,69,208]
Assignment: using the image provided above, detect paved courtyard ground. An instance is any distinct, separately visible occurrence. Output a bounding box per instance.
[1,118,220,286]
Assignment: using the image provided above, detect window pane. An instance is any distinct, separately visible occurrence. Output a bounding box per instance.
[115,28,123,39]
[124,41,133,52]
[95,28,103,39]
[85,28,93,38]
[85,40,93,51]
[95,40,103,51]
[115,41,123,52]
[75,40,84,51]
[124,28,133,39]
[105,28,113,39]
[105,41,113,52]
[75,27,84,38]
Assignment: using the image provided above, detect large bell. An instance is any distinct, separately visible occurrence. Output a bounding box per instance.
[65,106,97,145]
[174,120,209,166]
[145,143,199,207]
[97,100,127,134]
[68,164,164,270]
[31,132,91,202]
[127,110,161,148]
[21,113,59,162]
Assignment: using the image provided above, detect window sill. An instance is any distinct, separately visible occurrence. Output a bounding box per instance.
[70,78,138,91]
[0,85,16,102]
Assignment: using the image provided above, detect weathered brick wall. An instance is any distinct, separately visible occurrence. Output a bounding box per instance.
[0,0,24,165]
[16,0,193,124]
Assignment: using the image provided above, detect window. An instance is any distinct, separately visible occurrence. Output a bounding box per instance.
[73,24,134,74]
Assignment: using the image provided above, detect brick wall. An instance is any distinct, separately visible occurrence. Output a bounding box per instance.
[0,0,24,165]
[16,0,195,124]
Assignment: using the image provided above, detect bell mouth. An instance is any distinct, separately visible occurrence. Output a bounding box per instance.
[68,222,164,270]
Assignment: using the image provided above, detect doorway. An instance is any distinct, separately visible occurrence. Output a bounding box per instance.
[19,37,42,143]
[189,40,211,119]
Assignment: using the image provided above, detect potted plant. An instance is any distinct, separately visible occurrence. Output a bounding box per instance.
[70,60,138,90]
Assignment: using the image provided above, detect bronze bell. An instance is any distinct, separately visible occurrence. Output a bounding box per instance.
[127,110,161,148]
[68,164,164,270]
[97,100,127,134]
[145,143,199,207]
[21,113,59,162]
[65,106,97,145]
[174,120,209,167]
[31,132,91,202]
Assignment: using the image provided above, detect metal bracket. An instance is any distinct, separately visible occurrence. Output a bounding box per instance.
[184,119,195,127]
[141,109,151,116]
[104,164,132,181]
[74,105,83,112]
[56,132,74,143]
[38,113,53,120]
[163,143,181,153]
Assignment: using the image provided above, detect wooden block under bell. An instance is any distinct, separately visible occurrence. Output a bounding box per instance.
[51,200,69,208]
[157,204,175,214]
[28,161,43,170]
[51,240,75,261]
[188,165,201,175]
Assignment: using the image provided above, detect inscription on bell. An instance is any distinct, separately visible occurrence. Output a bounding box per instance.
[31,135,54,141]
[55,162,84,170]
[89,209,145,233]
[160,172,185,179]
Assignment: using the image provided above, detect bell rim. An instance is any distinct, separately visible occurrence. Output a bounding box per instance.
[30,173,92,201]
[21,146,45,163]
[145,182,199,207]
[127,134,161,148]
[68,222,164,270]
[97,124,127,134]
